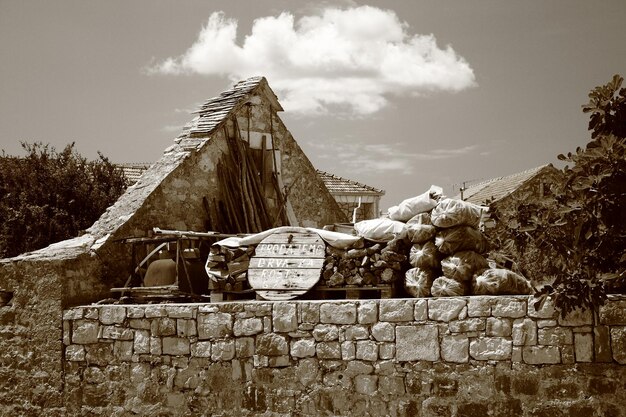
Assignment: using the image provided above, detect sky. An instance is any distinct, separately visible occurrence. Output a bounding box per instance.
[1,0,625,210]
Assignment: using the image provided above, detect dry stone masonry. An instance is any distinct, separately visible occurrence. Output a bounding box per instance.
[61,295,626,416]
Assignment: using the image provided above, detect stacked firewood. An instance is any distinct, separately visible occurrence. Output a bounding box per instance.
[206,245,254,291]
[320,237,410,287]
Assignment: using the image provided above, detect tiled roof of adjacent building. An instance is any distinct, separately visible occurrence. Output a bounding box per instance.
[117,163,152,185]
[457,164,556,205]
[316,170,385,195]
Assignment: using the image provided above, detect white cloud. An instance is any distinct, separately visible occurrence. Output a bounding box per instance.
[308,140,479,175]
[149,6,476,116]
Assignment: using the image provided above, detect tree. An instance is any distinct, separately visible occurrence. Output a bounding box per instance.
[488,75,626,318]
[0,142,128,258]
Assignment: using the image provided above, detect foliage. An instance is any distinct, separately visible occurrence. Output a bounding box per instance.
[0,142,128,258]
[488,75,626,318]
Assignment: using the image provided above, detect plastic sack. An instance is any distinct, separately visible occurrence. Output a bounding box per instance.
[431,198,484,229]
[435,226,489,255]
[431,276,466,297]
[405,267,434,298]
[405,213,437,244]
[388,185,444,222]
[441,251,489,282]
[409,241,440,270]
[354,218,407,242]
[472,268,533,295]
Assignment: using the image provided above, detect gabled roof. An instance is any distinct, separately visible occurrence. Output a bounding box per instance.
[177,76,282,141]
[458,164,557,205]
[316,170,385,196]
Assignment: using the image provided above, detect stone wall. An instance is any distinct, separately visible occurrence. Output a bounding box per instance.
[61,295,626,416]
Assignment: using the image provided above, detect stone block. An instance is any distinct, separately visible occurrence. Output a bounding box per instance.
[356,340,378,361]
[537,319,557,328]
[66,345,85,361]
[486,317,512,337]
[522,345,561,364]
[84,307,99,320]
[379,343,395,360]
[594,326,612,362]
[162,337,191,356]
[245,302,272,316]
[428,299,466,322]
[269,355,290,367]
[236,337,255,358]
[63,321,71,346]
[320,303,356,324]
[468,297,491,317]
[341,341,356,360]
[558,308,593,326]
[100,325,134,340]
[379,376,406,395]
[560,345,573,364]
[414,299,428,321]
[610,326,626,364]
[127,306,145,319]
[191,341,211,358]
[198,305,219,313]
[512,318,537,346]
[441,335,469,363]
[176,319,197,338]
[197,312,233,340]
[211,340,235,361]
[379,299,414,322]
[263,316,272,333]
[129,319,151,330]
[134,329,150,354]
[396,325,439,362]
[599,299,626,324]
[273,303,298,332]
[469,337,512,360]
[358,301,378,324]
[317,342,341,359]
[527,295,556,319]
[492,298,526,318]
[254,355,269,367]
[449,318,485,333]
[291,338,316,358]
[313,324,339,341]
[233,317,263,336]
[72,320,99,344]
[345,360,374,376]
[257,333,288,356]
[114,340,134,361]
[144,305,167,318]
[574,333,593,362]
[355,375,378,395]
[150,337,162,355]
[538,327,573,345]
[151,317,176,337]
[166,305,194,319]
[63,308,83,320]
[345,325,369,341]
[99,306,126,325]
[372,322,395,342]
[299,302,320,323]
[512,346,522,362]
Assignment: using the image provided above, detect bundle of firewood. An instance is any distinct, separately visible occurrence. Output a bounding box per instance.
[320,237,410,287]
[206,245,254,290]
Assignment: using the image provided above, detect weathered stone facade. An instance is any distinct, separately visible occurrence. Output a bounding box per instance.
[57,295,626,416]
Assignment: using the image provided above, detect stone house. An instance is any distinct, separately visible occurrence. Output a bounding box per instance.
[120,166,384,223]
[457,164,562,207]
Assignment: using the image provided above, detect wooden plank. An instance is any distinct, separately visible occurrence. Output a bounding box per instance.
[249,258,324,269]
[248,231,325,301]
[254,236,326,258]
